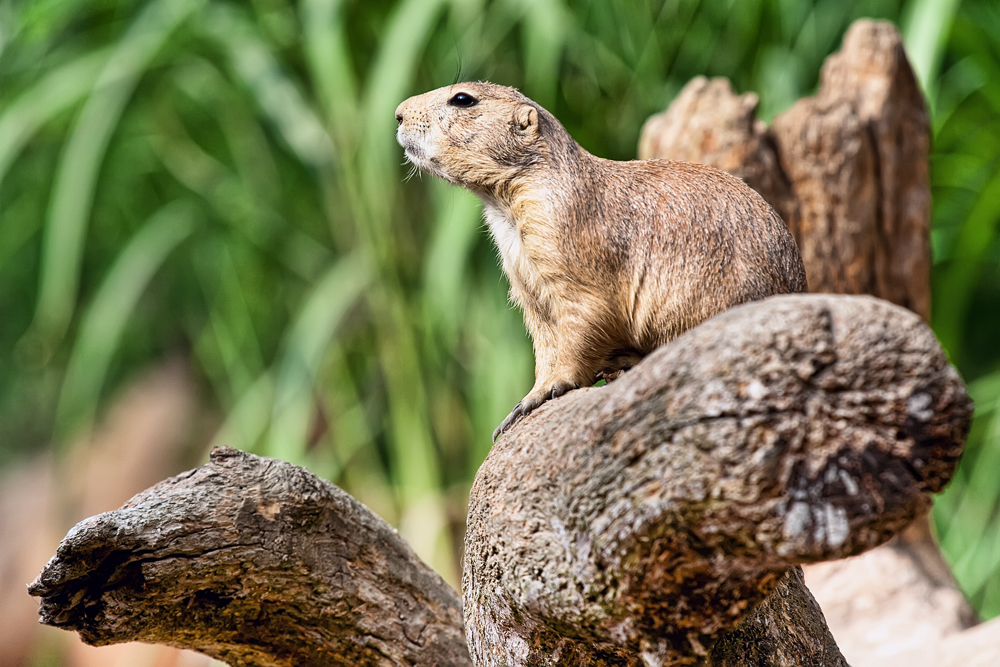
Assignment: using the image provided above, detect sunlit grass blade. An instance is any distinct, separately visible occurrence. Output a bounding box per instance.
[374,297,460,584]
[30,0,204,354]
[0,50,106,188]
[300,0,359,148]
[520,0,571,106]
[422,181,482,347]
[54,200,199,441]
[903,0,963,95]
[319,354,373,480]
[199,3,333,169]
[466,287,533,470]
[267,251,371,463]
[932,164,1000,363]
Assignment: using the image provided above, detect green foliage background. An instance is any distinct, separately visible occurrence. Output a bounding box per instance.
[1,0,998,615]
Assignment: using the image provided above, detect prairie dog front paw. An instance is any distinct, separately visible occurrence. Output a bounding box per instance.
[493,378,579,441]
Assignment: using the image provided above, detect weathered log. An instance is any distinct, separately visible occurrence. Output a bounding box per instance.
[464,293,969,666]
[29,447,471,667]
[30,294,971,666]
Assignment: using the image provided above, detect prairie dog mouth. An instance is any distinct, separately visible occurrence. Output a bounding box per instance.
[397,129,427,161]
[398,134,440,177]
[403,146,433,176]
[396,127,455,183]
[403,144,424,162]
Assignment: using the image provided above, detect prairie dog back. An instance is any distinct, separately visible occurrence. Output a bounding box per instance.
[395,82,806,438]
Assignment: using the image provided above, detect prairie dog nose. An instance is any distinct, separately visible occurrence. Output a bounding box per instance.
[395,100,407,125]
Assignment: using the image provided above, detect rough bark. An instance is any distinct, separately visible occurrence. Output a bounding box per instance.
[29,446,470,667]
[708,567,843,666]
[464,294,970,666]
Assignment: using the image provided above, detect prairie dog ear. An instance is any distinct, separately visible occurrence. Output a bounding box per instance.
[514,104,538,135]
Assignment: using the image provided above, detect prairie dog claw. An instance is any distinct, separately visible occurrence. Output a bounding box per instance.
[492,380,578,441]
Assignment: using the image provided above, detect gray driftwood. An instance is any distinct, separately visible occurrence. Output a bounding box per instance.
[31,294,971,666]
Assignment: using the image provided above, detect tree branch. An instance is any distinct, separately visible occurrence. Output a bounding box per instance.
[464,294,970,666]
[29,447,471,667]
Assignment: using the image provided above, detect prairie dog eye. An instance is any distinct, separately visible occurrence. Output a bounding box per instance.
[448,92,478,108]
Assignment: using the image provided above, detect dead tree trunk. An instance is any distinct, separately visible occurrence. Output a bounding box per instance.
[30,18,974,667]
[640,21,930,318]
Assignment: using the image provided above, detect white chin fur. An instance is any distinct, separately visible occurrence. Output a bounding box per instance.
[404,146,428,167]
[396,129,461,184]
[404,146,452,182]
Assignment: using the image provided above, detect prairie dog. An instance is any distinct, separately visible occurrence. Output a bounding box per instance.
[395,82,807,440]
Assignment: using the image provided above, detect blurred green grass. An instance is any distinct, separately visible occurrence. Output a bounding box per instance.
[0,0,997,614]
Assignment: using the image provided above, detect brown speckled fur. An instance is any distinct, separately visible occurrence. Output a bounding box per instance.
[396,82,807,438]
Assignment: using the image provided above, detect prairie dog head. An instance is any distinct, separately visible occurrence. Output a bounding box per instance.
[395,82,570,194]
